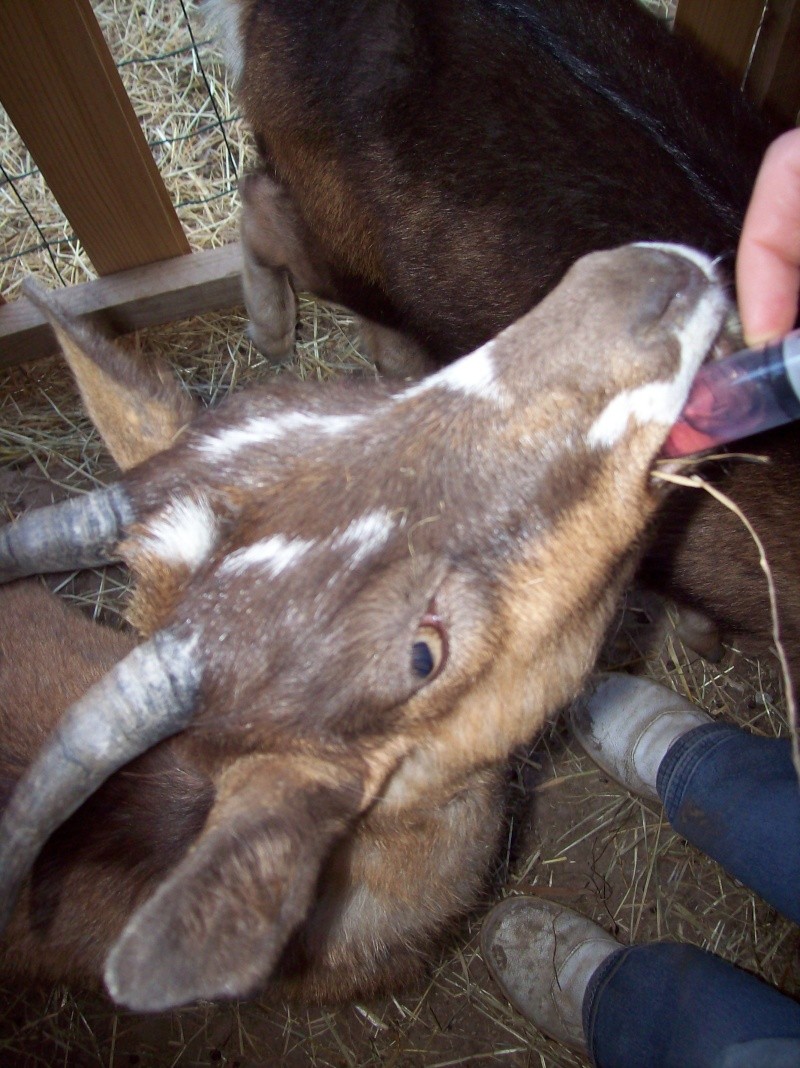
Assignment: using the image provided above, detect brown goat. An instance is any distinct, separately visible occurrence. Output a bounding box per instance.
[211,0,799,681]
[0,244,729,1011]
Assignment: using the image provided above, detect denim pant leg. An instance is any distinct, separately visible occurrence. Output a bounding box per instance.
[583,943,800,1068]
[656,722,800,924]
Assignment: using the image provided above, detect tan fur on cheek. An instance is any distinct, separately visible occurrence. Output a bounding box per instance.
[281,765,505,1003]
[120,548,192,637]
[388,455,657,804]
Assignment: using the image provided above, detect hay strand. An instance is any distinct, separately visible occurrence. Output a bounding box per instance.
[654,466,800,781]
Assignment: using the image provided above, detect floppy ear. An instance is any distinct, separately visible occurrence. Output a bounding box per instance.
[103,755,367,1011]
[23,280,197,471]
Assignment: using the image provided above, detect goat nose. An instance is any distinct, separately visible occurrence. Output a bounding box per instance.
[632,251,707,338]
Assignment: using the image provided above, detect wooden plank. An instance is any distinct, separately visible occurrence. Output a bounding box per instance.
[674,0,766,86]
[745,0,800,126]
[0,244,244,369]
[0,0,190,276]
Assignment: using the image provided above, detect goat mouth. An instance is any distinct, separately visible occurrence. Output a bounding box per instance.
[660,313,770,460]
[706,309,741,365]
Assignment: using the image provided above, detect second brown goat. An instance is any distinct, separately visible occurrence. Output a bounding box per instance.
[212,0,800,686]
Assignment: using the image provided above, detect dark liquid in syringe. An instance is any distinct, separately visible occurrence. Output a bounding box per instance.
[662,330,800,457]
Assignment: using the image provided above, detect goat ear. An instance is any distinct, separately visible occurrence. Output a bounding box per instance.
[103,756,366,1011]
[23,281,197,471]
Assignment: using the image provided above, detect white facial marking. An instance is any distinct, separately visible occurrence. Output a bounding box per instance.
[633,242,719,281]
[587,272,728,449]
[220,534,316,578]
[401,340,506,404]
[331,509,396,567]
[140,495,218,571]
[196,411,366,459]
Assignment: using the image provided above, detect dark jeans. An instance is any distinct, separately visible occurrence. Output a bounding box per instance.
[583,723,800,1068]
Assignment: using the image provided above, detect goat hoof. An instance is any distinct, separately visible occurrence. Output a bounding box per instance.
[246,323,295,364]
[674,606,723,662]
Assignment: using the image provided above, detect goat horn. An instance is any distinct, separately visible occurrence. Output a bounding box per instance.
[0,627,202,932]
[0,483,133,584]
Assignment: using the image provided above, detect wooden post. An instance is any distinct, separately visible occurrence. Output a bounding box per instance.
[674,0,767,86]
[675,0,800,126]
[0,0,190,277]
[745,0,800,126]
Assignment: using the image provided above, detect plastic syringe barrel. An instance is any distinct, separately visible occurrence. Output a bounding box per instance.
[662,329,800,458]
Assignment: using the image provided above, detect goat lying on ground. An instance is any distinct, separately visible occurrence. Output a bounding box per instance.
[0,244,729,1011]
[211,0,800,685]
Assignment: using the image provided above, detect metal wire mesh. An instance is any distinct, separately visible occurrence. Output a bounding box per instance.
[0,0,247,298]
[0,0,690,305]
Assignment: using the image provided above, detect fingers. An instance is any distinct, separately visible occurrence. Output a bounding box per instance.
[736,128,800,346]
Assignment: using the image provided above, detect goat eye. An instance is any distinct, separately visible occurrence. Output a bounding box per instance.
[411,619,447,680]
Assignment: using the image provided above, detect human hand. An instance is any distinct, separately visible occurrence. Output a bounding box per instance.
[736,128,800,346]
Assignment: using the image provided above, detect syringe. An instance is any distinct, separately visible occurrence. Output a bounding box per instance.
[662,329,800,458]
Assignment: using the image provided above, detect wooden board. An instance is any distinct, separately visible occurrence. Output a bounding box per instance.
[0,244,244,369]
[675,0,800,126]
[0,0,190,276]
[675,0,766,85]
[745,0,800,126]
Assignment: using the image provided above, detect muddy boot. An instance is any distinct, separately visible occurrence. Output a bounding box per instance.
[569,672,711,800]
[480,896,619,1052]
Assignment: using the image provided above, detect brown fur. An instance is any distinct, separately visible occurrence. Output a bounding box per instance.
[29,296,197,471]
[0,582,209,986]
[219,0,798,675]
[1,245,729,1008]
[644,429,800,682]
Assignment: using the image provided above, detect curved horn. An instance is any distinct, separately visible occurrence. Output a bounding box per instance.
[0,627,202,932]
[0,483,133,584]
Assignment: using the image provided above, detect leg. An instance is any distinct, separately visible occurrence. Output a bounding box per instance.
[658,722,800,924]
[240,171,436,379]
[672,603,723,662]
[239,171,335,364]
[358,319,436,378]
[571,673,800,923]
[241,252,297,363]
[586,941,800,1068]
[482,897,800,1068]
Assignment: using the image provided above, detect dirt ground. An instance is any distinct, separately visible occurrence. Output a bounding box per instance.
[1,304,798,1068]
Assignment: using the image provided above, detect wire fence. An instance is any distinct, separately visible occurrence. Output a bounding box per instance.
[0,0,248,297]
[2,0,771,306]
